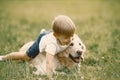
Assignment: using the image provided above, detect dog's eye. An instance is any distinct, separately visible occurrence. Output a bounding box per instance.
[79,43,81,46]
[70,43,74,46]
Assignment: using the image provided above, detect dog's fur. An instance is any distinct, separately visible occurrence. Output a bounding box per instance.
[19,34,86,75]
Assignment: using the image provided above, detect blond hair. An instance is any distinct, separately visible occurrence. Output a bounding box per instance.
[52,15,76,37]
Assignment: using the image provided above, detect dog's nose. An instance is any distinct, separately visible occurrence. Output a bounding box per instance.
[77,50,82,56]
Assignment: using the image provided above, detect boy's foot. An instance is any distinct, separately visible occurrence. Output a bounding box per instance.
[0,56,3,61]
[40,29,47,34]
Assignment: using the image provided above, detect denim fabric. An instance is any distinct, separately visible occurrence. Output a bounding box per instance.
[26,30,52,58]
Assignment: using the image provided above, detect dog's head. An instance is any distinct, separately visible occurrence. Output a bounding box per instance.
[66,34,86,63]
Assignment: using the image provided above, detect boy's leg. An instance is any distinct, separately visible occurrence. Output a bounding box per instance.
[0,52,29,61]
[26,30,52,58]
[0,30,52,61]
[0,56,3,61]
[26,33,46,58]
[0,32,47,61]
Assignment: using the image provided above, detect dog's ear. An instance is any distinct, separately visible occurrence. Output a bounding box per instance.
[64,49,70,57]
[83,44,86,53]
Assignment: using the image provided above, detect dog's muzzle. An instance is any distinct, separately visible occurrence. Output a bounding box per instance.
[69,54,83,63]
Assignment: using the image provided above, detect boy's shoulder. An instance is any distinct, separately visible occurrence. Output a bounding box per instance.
[43,32,54,39]
[41,32,57,43]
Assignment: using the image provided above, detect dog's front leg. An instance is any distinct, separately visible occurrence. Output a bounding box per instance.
[46,53,54,78]
[77,63,81,73]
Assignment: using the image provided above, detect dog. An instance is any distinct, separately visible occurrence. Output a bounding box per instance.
[19,34,86,75]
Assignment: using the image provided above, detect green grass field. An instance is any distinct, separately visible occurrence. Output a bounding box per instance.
[0,0,120,80]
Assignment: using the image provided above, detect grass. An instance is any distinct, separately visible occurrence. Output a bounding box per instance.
[0,0,120,80]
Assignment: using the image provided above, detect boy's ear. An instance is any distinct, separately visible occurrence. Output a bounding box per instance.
[53,32,59,38]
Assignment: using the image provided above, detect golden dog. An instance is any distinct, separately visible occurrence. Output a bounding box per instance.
[20,34,86,75]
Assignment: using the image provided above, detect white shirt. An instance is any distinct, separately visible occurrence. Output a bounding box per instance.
[39,32,68,55]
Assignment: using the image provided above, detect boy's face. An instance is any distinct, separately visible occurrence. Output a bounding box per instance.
[57,35,73,45]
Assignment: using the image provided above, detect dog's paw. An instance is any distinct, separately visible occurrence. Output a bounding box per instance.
[33,70,46,76]
[58,72,66,75]
[33,71,41,75]
[54,71,66,75]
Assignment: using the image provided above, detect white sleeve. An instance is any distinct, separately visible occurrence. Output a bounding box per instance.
[45,44,56,55]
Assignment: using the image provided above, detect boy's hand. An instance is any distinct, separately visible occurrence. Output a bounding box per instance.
[46,53,54,78]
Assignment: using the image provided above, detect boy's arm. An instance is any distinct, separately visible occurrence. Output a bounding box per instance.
[46,52,54,78]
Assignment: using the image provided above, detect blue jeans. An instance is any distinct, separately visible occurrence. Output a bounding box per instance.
[26,30,52,58]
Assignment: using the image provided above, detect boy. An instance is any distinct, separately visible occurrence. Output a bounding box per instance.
[0,15,76,77]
